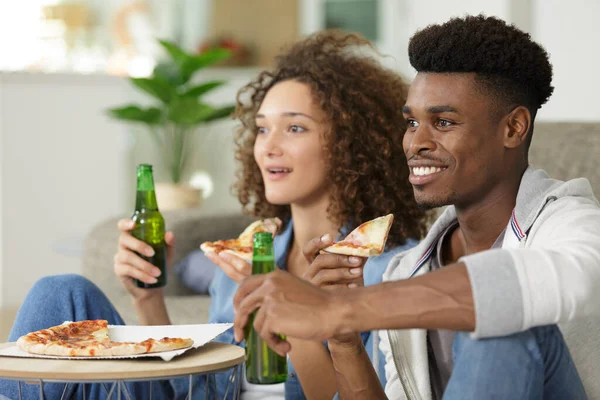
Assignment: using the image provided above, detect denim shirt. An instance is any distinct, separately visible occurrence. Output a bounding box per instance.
[203,219,418,399]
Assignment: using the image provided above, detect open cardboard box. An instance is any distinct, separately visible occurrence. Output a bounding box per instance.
[0,323,233,362]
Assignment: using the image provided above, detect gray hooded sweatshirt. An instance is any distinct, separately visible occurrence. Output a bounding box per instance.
[378,167,600,400]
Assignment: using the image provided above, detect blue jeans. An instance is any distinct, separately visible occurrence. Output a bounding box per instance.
[445,327,587,399]
[0,274,230,400]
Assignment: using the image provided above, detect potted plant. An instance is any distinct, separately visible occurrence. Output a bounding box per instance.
[107,39,236,209]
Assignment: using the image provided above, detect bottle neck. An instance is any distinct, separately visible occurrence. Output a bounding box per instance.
[135,168,159,212]
[135,189,159,212]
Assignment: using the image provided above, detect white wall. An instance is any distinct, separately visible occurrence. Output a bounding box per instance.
[359,0,599,122]
[0,72,130,308]
[0,75,3,306]
[532,0,600,121]
[0,68,256,308]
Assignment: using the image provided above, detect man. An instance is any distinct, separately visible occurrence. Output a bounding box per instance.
[233,15,599,399]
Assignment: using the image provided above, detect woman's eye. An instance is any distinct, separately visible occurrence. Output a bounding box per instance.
[407,119,419,128]
[289,125,305,133]
[257,126,267,134]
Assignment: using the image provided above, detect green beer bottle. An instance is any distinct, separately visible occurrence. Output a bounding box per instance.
[131,164,167,289]
[245,232,288,384]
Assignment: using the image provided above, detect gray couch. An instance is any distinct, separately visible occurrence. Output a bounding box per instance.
[81,122,600,397]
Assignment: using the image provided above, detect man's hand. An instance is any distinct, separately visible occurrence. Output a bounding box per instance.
[233,270,346,355]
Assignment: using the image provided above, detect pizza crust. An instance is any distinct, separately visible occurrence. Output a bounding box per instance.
[142,337,195,354]
[200,242,253,262]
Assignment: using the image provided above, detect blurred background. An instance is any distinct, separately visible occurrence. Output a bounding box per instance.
[0,0,598,316]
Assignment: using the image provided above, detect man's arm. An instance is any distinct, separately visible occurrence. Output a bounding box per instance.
[463,198,600,338]
[232,263,474,351]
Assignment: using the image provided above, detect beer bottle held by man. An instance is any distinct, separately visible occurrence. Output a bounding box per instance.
[131,164,167,289]
[245,231,288,384]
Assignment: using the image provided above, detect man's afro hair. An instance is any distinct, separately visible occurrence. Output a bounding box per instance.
[408,14,554,113]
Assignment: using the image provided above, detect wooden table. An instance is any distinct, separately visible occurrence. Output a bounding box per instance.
[0,341,245,399]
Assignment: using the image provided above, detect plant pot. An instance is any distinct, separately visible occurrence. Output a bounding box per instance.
[155,183,203,211]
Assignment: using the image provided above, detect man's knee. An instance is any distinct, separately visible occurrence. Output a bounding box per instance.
[453,329,543,366]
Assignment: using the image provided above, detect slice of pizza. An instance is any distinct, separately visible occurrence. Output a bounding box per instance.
[322,214,394,257]
[200,217,282,261]
[17,320,194,357]
[141,337,195,354]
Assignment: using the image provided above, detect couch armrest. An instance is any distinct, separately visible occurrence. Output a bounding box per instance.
[81,209,256,302]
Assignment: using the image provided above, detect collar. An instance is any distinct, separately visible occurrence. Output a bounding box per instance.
[409,210,522,278]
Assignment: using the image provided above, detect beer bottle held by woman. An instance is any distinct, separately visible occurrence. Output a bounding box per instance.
[245,231,288,384]
[131,164,167,288]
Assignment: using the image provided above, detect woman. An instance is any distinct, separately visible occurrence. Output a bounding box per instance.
[0,31,428,400]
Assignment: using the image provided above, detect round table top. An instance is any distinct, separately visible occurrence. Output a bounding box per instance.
[0,342,245,381]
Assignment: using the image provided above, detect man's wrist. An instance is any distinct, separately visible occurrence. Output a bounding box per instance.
[330,288,365,336]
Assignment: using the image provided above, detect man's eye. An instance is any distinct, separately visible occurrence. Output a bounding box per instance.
[407,119,419,128]
[437,119,453,128]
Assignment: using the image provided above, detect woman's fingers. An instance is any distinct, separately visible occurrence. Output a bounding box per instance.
[118,233,154,257]
[114,261,158,285]
[114,250,162,279]
[206,252,248,283]
[117,219,135,232]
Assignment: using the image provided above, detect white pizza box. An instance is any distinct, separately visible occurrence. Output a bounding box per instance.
[0,323,233,362]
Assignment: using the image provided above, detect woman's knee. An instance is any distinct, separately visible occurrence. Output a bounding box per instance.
[33,274,97,295]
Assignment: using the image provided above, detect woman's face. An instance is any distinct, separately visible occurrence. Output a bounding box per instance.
[254,80,330,206]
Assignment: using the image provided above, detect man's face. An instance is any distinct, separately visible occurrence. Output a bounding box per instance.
[402,73,507,209]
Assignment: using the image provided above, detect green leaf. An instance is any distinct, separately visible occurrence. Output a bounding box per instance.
[167,98,216,125]
[153,62,185,86]
[181,80,226,98]
[158,39,189,65]
[106,105,162,125]
[181,48,232,83]
[203,105,236,122]
[129,77,174,103]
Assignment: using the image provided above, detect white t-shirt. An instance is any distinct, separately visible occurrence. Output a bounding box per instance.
[241,366,285,400]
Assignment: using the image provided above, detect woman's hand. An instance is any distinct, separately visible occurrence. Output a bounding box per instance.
[113,219,175,301]
[205,252,252,283]
[302,234,366,290]
[302,234,367,345]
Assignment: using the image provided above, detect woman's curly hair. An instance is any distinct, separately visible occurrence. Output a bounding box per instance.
[233,30,429,246]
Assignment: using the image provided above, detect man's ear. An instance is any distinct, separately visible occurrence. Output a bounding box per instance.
[504,106,531,149]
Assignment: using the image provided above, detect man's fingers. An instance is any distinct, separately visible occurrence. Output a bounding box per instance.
[233,274,268,311]
[256,306,292,356]
[233,311,249,343]
[302,234,334,264]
